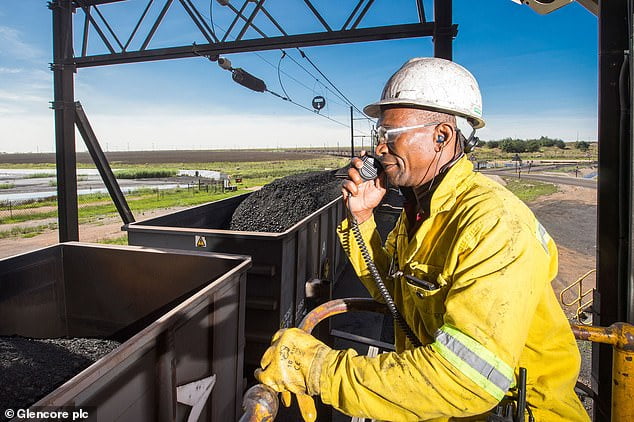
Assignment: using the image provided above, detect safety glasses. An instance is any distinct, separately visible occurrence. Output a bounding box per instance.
[372,122,440,147]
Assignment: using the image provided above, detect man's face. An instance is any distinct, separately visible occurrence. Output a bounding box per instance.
[374,108,441,187]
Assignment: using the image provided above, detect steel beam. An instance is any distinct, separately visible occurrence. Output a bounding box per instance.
[124,0,154,51]
[235,0,266,41]
[342,0,366,31]
[350,0,375,30]
[74,102,135,224]
[302,0,332,32]
[140,0,174,50]
[629,1,634,327]
[73,23,435,67]
[416,0,426,23]
[51,0,79,241]
[433,0,453,60]
[594,0,631,420]
[76,2,116,54]
[221,0,249,43]
[75,0,126,5]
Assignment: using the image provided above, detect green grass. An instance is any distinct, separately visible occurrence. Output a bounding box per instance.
[98,234,128,245]
[0,209,58,225]
[0,183,14,189]
[470,144,598,162]
[0,187,245,225]
[24,172,56,178]
[114,169,178,179]
[0,223,58,239]
[0,157,350,238]
[502,177,558,202]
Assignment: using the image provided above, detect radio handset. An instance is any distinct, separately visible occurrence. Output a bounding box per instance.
[358,155,383,181]
[334,154,383,182]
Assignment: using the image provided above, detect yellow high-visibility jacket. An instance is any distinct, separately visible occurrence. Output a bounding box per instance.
[327,157,589,421]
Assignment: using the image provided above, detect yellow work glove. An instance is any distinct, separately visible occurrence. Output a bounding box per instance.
[254,328,332,422]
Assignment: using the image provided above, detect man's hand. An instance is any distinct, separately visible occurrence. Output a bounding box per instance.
[342,153,387,224]
[254,328,332,422]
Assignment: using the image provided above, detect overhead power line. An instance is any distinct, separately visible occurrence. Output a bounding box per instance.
[297,48,371,120]
[205,1,371,117]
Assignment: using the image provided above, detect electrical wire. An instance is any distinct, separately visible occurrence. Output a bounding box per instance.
[204,3,367,116]
[346,202,422,348]
[266,88,351,128]
[268,51,349,108]
[209,0,216,37]
[277,51,292,101]
[282,49,352,107]
[297,47,371,119]
[202,2,371,135]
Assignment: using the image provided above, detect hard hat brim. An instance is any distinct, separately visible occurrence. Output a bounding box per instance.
[363,99,485,130]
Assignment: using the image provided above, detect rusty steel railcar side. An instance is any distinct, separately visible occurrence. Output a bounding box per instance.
[124,194,346,367]
[0,242,251,421]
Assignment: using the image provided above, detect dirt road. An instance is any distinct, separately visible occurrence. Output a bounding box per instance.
[530,184,597,302]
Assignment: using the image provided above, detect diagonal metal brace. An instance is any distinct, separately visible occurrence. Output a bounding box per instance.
[74,101,135,224]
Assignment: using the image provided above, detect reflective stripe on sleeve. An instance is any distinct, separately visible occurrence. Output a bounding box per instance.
[536,221,551,254]
[431,324,515,400]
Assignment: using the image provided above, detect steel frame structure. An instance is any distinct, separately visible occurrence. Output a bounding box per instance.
[50,0,454,239]
[49,0,633,420]
[594,1,632,420]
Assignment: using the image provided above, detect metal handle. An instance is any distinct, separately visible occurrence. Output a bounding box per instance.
[239,298,388,422]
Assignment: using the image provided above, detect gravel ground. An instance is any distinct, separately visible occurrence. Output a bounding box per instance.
[230,170,342,232]
[0,336,120,414]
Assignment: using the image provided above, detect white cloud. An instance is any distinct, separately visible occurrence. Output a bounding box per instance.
[0,25,44,60]
[0,89,49,104]
[0,66,21,74]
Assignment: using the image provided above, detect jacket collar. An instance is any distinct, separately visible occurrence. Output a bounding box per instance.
[426,156,474,215]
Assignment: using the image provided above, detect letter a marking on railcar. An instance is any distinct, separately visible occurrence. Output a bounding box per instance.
[177,374,216,422]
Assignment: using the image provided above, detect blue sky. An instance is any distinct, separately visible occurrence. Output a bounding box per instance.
[0,1,597,153]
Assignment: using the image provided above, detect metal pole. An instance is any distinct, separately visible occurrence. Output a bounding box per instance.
[433,0,453,60]
[350,106,354,158]
[572,323,634,421]
[51,0,79,241]
[627,0,634,324]
[595,0,631,419]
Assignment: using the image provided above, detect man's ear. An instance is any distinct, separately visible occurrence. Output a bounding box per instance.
[433,123,455,152]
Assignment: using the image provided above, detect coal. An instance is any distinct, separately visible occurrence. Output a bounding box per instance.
[0,336,120,413]
[230,170,343,232]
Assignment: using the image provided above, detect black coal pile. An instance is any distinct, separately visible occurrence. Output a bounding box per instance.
[0,336,120,412]
[230,170,342,232]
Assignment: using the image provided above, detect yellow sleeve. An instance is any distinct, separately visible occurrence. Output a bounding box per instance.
[322,215,553,420]
[337,214,400,302]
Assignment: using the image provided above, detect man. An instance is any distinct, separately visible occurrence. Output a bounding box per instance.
[256,58,589,421]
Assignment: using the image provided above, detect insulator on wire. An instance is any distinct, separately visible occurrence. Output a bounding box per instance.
[232,68,267,92]
[218,57,232,70]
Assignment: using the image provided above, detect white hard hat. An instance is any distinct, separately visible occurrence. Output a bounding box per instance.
[364,57,485,129]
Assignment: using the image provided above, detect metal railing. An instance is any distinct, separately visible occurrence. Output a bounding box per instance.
[560,269,596,324]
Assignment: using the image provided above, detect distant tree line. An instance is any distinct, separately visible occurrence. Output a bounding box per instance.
[478,136,591,153]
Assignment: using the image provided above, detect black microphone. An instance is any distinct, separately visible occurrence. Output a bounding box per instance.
[334,154,384,181]
[358,155,382,181]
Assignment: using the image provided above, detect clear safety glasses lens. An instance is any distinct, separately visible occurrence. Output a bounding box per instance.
[372,122,440,147]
